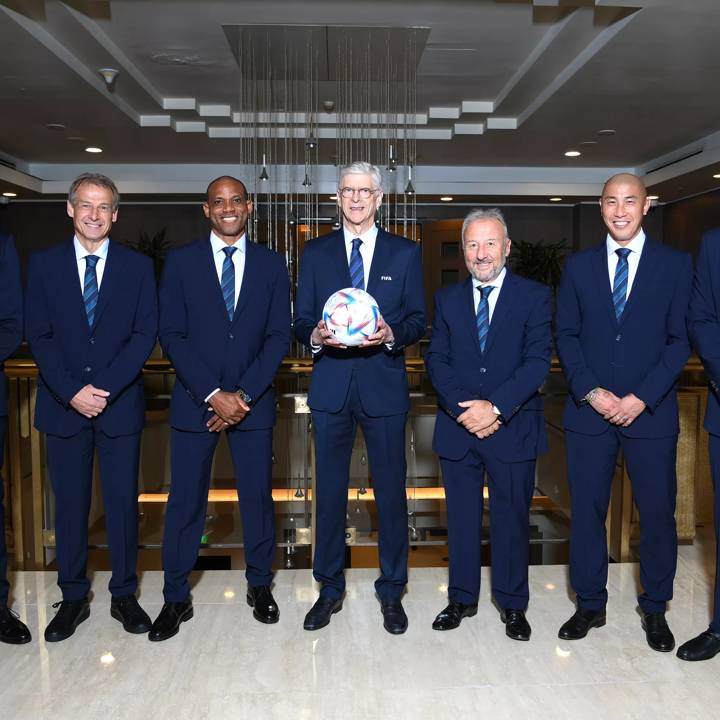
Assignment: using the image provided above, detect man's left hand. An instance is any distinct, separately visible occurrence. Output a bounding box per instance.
[610,393,646,427]
[457,399,499,434]
[360,313,394,347]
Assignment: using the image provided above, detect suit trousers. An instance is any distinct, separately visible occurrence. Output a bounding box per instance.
[709,434,720,633]
[162,427,275,602]
[566,427,677,614]
[441,444,535,609]
[311,372,409,602]
[46,426,141,601]
[0,417,9,606]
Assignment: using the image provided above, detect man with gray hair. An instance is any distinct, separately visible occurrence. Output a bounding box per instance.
[25,172,157,642]
[294,161,425,633]
[425,208,552,640]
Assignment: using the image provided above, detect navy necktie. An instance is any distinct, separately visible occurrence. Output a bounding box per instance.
[83,255,100,327]
[612,247,631,320]
[349,237,365,290]
[221,246,237,321]
[476,285,495,353]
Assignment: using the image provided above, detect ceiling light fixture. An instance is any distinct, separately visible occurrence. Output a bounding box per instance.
[98,68,119,88]
[45,123,66,131]
[564,150,581,157]
[549,197,562,202]
[713,174,720,179]
[2,192,17,197]
[597,129,616,137]
[440,196,453,202]
[85,147,103,153]
[647,195,659,200]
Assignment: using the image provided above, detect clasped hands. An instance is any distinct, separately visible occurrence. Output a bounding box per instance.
[588,388,645,427]
[206,391,250,432]
[456,399,501,439]
[310,314,394,349]
[70,384,110,418]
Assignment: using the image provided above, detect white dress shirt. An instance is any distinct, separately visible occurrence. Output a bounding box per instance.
[343,225,378,290]
[74,236,109,291]
[210,231,246,309]
[606,229,645,297]
[473,266,506,323]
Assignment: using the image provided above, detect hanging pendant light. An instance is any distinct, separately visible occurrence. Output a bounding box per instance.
[259,153,269,182]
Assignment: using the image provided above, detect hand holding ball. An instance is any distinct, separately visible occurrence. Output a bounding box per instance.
[322,288,380,346]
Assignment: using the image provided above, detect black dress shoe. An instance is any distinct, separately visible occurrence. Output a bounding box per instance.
[501,608,531,641]
[677,630,720,661]
[110,595,152,634]
[432,601,478,631]
[641,612,675,652]
[0,606,31,644]
[148,600,193,642]
[303,596,343,631]
[558,608,606,640]
[247,585,279,624]
[380,599,408,635]
[44,598,90,642]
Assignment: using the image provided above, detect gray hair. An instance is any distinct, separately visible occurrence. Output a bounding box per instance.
[461,208,509,245]
[338,161,383,193]
[68,173,120,211]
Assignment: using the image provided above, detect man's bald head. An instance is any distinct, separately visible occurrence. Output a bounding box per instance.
[206,176,248,201]
[601,173,646,201]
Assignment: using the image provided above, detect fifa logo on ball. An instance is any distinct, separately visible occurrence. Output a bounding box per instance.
[322,288,380,346]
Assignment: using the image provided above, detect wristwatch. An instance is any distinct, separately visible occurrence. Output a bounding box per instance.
[237,387,252,404]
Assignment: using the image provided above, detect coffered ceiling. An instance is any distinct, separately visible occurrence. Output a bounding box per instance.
[1,0,719,202]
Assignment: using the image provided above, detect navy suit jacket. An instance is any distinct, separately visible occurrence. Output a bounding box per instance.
[294,228,426,416]
[688,228,720,436]
[426,272,552,463]
[0,234,22,418]
[159,237,290,432]
[25,239,158,438]
[555,237,692,438]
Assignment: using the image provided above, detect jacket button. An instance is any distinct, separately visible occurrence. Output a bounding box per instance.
[84,366,92,373]
[616,334,621,341]
[89,338,95,345]
[228,332,234,340]
[479,368,487,373]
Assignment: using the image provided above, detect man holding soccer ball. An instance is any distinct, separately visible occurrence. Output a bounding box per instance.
[294,161,426,634]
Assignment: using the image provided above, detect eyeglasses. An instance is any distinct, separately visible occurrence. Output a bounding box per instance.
[338,187,377,199]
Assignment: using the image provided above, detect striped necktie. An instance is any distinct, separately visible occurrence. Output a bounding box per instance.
[349,237,364,290]
[612,247,631,320]
[221,246,237,321]
[476,285,495,353]
[83,255,100,327]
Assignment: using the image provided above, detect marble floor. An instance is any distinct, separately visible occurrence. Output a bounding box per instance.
[1,542,719,720]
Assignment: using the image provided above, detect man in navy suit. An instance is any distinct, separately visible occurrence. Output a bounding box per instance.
[678,228,720,661]
[425,209,552,641]
[150,176,290,642]
[294,161,425,634]
[555,173,691,651]
[0,233,30,644]
[25,173,158,642]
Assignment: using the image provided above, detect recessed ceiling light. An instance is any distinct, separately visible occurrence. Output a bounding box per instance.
[713,174,720,179]
[597,129,616,137]
[579,140,597,146]
[67,136,85,141]
[329,194,337,200]
[440,196,453,202]
[549,197,562,202]
[85,146,103,153]
[2,192,17,197]
[45,123,66,131]
[564,150,581,157]
[647,195,659,200]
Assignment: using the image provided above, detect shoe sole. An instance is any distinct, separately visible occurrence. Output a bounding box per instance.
[501,614,531,641]
[432,607,477,631]
[677,647,720,662]
[246,595,280,625]
[0,633,32,645]
[303,603,342,631]
[110,607,152,634]
[641,620,675,652]
[558,617,606,640]
[148,606,194,642]
[44,605,90,643]
[383,621,408,635]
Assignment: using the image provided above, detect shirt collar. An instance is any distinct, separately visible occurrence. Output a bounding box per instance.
[606,228,645,257]
[74,236,109,262]
[476,266,507,292]
[210,231,246,254]
[343,224,378,251]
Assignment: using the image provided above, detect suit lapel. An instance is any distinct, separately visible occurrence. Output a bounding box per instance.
[62,240,92,331]
[92,240,120,329]
[330,229,352,287]
[462,277,483,357]
[367,229,390,296]
[593,242,617,326]
[233,239,256,322]
[202,238,233,324]
[618,238,658,327]
[483,271,514,357]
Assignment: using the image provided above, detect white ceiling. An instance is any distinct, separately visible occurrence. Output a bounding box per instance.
[1,0,720,201]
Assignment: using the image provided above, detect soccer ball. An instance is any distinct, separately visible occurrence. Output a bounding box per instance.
[322,288,380,346]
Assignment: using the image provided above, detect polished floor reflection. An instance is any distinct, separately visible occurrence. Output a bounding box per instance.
[2,538,719,720]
